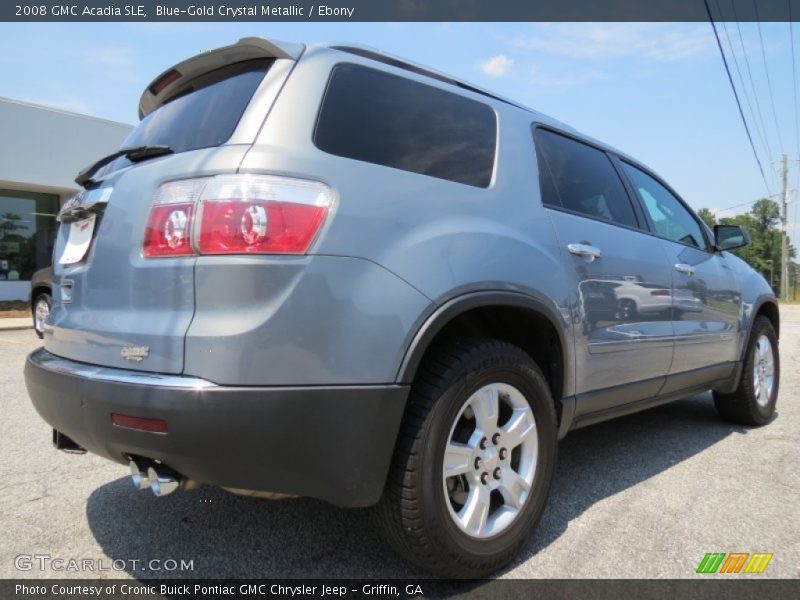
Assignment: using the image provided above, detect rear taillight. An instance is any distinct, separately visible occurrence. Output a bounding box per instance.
[650,289,670,297]
[142,175,333,258]
[142,203,195,257]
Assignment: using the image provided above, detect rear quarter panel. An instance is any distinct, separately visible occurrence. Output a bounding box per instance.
[237,48,576,390]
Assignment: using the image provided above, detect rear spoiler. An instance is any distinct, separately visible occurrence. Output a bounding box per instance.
[138,37,305,119]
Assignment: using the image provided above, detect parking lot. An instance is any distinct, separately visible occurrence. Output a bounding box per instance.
[1,306,798,580]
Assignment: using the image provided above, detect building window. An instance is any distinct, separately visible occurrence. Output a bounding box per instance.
[0,189,59,285]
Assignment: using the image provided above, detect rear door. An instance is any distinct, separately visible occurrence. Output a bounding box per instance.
[617,160,741,380]
[45,57,280,373]
[533,127,675,414]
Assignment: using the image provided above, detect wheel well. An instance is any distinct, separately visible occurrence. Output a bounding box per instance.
[757,301,780,339]
[31,286,51,309]
[414,305,565,406]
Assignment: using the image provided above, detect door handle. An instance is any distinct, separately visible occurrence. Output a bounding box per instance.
[567,243,602,261]
[675,263,696,276]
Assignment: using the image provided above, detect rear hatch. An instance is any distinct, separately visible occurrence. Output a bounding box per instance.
[45,39,301,373]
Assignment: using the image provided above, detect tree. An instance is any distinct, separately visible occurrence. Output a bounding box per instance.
[750,198,780,233]
[0,212,24,239]
[719,198,792,295]
[697,208,717,229]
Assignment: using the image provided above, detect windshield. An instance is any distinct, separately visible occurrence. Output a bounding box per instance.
[97,59,272,177]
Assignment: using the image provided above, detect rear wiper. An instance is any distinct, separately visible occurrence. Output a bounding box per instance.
[74,145,173,188]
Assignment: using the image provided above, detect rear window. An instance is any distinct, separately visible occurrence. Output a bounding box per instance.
[533,128,638,229]
[99,59,271,175]
[314,63,496,188]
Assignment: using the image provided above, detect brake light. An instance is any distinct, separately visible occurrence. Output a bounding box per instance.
[142,179,207,257]
[197,175,331,255]
[150,68,181,95]
[650,289,671,296]
[142,175,333,258]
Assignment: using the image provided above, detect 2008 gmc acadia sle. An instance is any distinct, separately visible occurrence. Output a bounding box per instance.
[24,37,780,578]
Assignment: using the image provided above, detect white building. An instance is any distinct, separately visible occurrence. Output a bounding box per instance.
[0,97,132,303]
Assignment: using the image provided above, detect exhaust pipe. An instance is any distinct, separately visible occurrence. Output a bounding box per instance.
[129,458,151,490]
[53,429,86,454]
[129,458,197,496]
[147,465,180,497]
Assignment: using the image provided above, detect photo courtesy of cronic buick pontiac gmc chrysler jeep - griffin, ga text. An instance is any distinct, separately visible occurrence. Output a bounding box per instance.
[24,38,780,578]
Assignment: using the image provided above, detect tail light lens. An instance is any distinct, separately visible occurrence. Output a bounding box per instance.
[650,289,671,297]
[142,175,333,258]
[142,179,206,258]
[197,175,331,255]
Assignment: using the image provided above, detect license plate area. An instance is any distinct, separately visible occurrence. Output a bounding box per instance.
[58,214,97,265]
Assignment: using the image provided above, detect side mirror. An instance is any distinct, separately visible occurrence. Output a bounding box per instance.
[714,224,750,251]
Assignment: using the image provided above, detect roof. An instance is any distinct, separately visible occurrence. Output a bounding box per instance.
[0,96,133,129]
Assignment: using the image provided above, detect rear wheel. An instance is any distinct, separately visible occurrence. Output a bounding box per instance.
[373,339,557,578]
[713,316,779,426]
[32,292,52,339]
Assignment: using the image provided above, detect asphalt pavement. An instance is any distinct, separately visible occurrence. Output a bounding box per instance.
[1,306,798,579]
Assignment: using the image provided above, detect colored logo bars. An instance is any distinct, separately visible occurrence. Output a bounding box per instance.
[696,552,773,574]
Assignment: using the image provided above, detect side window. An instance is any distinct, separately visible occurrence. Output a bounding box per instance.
[314,63,496,188]
[620,162,706,249]
[533,128,638,229]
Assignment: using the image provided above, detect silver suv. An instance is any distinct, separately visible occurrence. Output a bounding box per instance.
[24,38,780,578]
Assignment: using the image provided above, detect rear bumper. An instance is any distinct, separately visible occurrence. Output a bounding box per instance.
[24,348,409,507]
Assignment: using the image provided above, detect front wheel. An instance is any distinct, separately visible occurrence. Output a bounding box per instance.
[373,339,557,578]
[713,315,779,426]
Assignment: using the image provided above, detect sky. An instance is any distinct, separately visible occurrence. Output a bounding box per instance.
[0,21,798,235]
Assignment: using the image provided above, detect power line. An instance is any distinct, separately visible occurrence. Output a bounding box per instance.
[716,189,785,214]
[790,3,800,162]
[704,0,772,196]
[753,0,785,153]
[717,199,759,213]
[714,0,772,173]
[730,0,775,179]
[717,15,773,179]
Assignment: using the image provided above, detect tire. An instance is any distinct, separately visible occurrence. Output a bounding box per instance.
[32,292,52,340]
[373,339,557,578]
[713,316,779,426]
[617,299,637,321]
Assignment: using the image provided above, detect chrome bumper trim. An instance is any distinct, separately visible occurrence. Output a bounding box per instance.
[28,348,217,390]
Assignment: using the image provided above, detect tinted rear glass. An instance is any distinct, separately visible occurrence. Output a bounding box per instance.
[99,59,271,175]
[534,128,638,229]
[314,64,496,188]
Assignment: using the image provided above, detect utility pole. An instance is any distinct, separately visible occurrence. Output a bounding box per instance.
[767,259,774,290]
[780,154,790,302]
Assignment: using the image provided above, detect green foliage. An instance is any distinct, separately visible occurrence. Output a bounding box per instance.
[702,198,794,294]
[696,208,717,229]
[0,212,24,235]
[750,198,781,232]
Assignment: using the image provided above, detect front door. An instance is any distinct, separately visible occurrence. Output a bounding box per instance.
[618,161,741,378]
